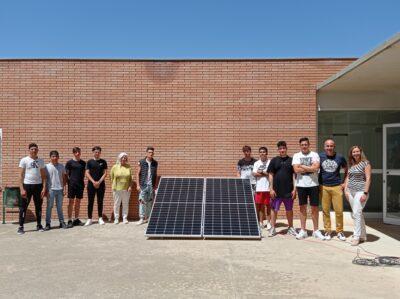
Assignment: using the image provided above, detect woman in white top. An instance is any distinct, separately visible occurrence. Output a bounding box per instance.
[344,145,372,246]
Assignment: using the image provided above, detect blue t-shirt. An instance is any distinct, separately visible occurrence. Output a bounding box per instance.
[319,152,347,186]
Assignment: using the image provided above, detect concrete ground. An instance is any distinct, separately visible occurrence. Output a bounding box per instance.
[0,213,399,298]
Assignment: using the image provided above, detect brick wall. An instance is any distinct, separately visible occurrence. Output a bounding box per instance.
[0,59,353,223]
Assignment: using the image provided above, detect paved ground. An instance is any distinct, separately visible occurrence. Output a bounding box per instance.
[0,213,399,298]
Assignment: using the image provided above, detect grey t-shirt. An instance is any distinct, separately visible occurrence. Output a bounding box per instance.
[46,163,66,190]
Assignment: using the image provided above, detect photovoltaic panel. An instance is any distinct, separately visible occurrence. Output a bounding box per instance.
[145,177,204,237]
[203,178,261,239]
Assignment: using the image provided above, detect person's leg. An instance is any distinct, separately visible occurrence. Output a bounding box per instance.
[68,198,74,221]
[87,183,95,219]
[270,198,281,228]
[32,184,43,227]
[310,187,320,231]
[331,185,344,234]
[297,187,308,231]
[55,190,64,224]
[122,190,130,221]
[19,184,32,228]
[349,192,363,239]
[283,199,294,228]
[97,184,105,219]
[360,194,368,240]
[113,190,122,221]
[46,190,55,225]
[321,186,332,234]
[74,199,81,219]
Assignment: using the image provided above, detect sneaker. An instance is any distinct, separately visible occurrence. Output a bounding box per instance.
[45,223,51,231]
[324,232,332,241]
[67,220,73,229]
[296,229,308,240]
[287,227,297,236]
[143,219,148,224]
[17,227,25,235]
[123,217,129,224]
[265,221,272,230]
[37,225,45,232]
[60,222,67,229]
[114,219,119,225]
[135,219,145,225]
[337,232,346,241]
[73,219,83,226]
[312,230,325,240]
[98,217,105,225]
[351,239,360,246]
[268,227,276,237]
[84,219,93,226]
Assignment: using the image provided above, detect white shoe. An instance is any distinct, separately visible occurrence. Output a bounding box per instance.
[135,219,145,225]
[287,227,297,236]
[98,217,105,225]
[84,219,93,226]
[296,229,308,240]
[265,221,272,230]
[313,230,325,240]
[324,232,331,241]
[268,227,276,237]
[143,219,148,224]
[114,219,119,224]
[123,217,129,224]
[337,232,346,241]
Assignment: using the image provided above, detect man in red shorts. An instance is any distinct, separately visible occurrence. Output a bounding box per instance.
[252,147,271,231]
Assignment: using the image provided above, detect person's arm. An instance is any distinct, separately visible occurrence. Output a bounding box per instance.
[268,172,275,198]
[110,166,115,185]
[293,164,305,174]
[62,170,67,195]
[19,168,26,197]
[136,164,141,192]
[85,169,96,184]
[40,167,47,198]
[300,161,320,173]
[341,161,348,190]
[360,163,372,203]
[128,167,133,192]
[291,172,297,199]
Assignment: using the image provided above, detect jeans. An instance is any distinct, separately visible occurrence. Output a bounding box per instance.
[139,185,153,219]
[19,183,43,227]
[321,185,344,233]
[348,191,368,240]
[46,189,64,224]
[113,190,130,220]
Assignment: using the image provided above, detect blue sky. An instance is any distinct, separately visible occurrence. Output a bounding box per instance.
[0,0,399,59]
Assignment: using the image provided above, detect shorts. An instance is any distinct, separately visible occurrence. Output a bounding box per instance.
[297,186,319,207]
[255,192,270,205]
[272,198,294,211]
[68,185,84,199]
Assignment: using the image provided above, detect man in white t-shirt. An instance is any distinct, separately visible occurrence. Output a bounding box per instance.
[252,146,271,230]
[45,150,67,230]
[18,143,47,235]
[292,137,325,240]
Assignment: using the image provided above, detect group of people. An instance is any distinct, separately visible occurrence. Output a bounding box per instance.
[17,143,158,235]
[237,137,372,246]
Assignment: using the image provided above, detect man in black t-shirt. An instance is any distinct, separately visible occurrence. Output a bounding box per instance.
[65,147,86,228]
[85,146,108,226]
[267,141,297,237]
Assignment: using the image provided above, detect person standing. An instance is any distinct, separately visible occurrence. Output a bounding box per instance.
[18,143,47,234]
[110,152,133,224]
[236,145,257,191]
[252,147,271,230]
[319,139,348,241]
[45,151,68,230]
[267,141,297,237]
[135,147,158,225]
[65,147,86,228]
[344,146,372,246]
[85,146,108,226]
[292,137,325,240]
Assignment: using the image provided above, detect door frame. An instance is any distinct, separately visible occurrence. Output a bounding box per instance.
[383,123,400,225]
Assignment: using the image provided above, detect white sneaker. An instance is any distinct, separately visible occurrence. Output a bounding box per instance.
[324,232,331,241]
[313,230,325,240]
[265,221,272,230]
[337,232,346,241]
[135,219,145,225]
[84,219,93,226]
[98,217,105,225]
[268,227,276,237]
[123,217,129,224]
[287,227,297,236]
[296,229,308,240]
[114,219,119,225]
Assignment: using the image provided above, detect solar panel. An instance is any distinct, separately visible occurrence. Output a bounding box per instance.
[203,178,261,239]
[145,177,204,237]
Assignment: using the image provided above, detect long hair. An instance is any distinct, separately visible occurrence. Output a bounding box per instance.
[348,145,367,166]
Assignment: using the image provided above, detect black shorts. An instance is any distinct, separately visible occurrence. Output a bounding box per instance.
[68,185,84,199]
[297,186,319,206]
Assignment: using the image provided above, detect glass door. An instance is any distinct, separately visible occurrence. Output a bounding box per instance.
[383,124,400,225]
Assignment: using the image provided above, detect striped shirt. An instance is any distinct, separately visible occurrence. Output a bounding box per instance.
[348,161,369,192]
